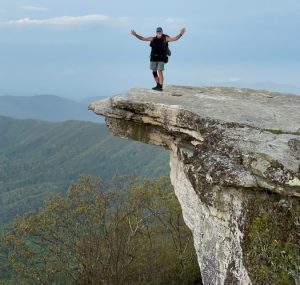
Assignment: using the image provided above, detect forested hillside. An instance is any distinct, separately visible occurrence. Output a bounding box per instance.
[0,116,169,226]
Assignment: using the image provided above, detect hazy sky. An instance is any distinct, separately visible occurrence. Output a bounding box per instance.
[0,0,299,99]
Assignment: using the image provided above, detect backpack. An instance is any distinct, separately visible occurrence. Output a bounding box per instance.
[150,34,171,63]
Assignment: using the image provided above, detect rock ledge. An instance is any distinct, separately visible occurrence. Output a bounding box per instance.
[89,85,300,285]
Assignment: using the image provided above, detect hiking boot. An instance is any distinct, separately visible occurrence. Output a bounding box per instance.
[152,86,163,91]
[152,83,159,90]
[152,84,163,91]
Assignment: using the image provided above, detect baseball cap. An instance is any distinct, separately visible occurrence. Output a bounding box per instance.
[156,27,163,33]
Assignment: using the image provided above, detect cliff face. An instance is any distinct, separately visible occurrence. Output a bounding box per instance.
[89,86,300,285]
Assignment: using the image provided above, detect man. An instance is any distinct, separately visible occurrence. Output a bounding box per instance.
[131,27,186,91]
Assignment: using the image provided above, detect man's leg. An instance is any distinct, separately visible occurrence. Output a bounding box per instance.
[158,70,164,86]
[152,70,160,90]
[150,61,160,89]
[152,70,164,91]
[150,61,164,91]
[152,71,159,84]
[156,62,165,90]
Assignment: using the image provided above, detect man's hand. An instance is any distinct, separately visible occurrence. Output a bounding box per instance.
[180,27,186,35]
[131,29,137,36]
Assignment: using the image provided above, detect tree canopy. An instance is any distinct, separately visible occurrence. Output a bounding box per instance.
[1,175,202,285]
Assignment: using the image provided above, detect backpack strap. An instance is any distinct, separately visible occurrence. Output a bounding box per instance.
[162,34,169,42]
[150,35,157,47]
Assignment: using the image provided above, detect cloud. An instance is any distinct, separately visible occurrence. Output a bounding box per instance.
[20,6,47,11]
[6,14,111,26]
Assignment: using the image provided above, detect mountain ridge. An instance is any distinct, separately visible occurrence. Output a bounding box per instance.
[0,94,107,122]
[0,116,169,226]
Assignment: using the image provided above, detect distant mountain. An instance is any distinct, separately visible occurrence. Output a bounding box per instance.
[80,95,109,104]
[0,94,104,122]
[210,81,300,95]
[0,116,169,226]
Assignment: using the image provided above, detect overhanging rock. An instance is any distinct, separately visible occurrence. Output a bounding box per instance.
[89,85,300,285]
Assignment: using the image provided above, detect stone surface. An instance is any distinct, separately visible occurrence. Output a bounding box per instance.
[89,85,300,285]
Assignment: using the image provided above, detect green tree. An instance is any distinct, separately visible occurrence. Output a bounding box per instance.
[245,199,300,285]
[2,175,201,285]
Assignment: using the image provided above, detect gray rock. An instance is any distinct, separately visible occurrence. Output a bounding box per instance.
[89,85,300,285]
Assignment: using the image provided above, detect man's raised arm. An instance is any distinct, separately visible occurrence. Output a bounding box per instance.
[131,30,153,41]
[166,27,186,42]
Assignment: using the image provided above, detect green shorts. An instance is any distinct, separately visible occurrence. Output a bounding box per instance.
[150,61,165,71]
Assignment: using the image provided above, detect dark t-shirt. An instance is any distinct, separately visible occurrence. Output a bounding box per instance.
[150,36,166,62]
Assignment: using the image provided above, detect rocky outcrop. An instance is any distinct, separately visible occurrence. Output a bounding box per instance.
[89,86,300,285]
